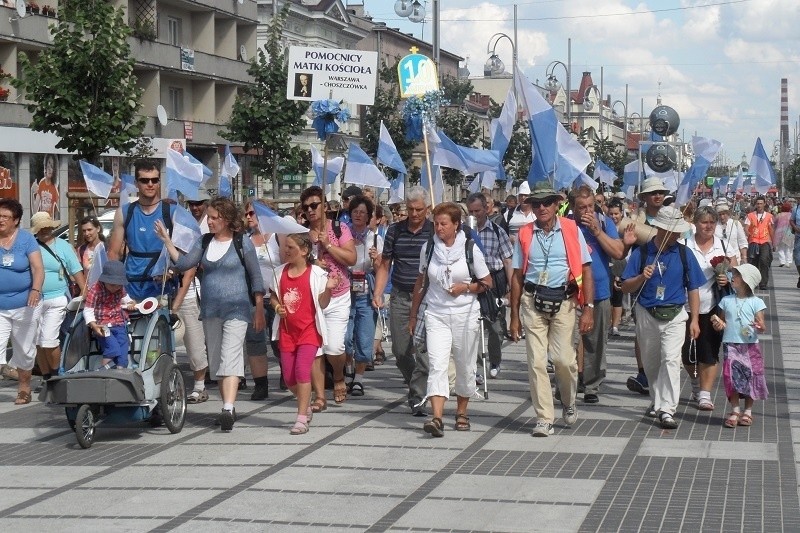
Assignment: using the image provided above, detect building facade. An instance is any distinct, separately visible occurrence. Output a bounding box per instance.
[0,0,257,227]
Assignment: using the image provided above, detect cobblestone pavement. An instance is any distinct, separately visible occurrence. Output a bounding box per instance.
[0,263,799,532]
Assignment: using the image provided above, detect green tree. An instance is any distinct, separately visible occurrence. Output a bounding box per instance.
[13,0,144,162]
[221,3,308,198]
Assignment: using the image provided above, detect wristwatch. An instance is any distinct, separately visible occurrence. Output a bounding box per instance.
[585,303,595,309]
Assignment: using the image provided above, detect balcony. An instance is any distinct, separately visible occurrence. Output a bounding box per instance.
[0,7,55,48]
[142,116,230,146]
[129,38,250,84]
[156,0,257,21]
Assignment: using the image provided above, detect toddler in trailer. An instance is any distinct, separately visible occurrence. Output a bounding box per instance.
[271,233,335,435]
[711,264,768,428]
[83,260,136,370]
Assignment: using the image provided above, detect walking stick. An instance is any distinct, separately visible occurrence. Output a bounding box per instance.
[479,314,489,400]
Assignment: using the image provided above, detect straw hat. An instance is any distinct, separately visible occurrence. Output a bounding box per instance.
[638,177,669,197]
[30,212,61,234]
[650,206,691,234]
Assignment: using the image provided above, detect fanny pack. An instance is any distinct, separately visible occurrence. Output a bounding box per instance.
[647,304,683,321]
[525,282,567,315]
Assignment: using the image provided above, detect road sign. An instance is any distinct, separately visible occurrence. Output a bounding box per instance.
[398,47,438,98]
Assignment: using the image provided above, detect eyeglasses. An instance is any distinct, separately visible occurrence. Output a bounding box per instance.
[245,210,255,217]
[302,201,323,211]
[0,214,13,220]
[529,199,556,209]
[138,178,160,185]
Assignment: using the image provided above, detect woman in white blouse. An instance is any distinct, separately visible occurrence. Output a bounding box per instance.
[409,203,492,437]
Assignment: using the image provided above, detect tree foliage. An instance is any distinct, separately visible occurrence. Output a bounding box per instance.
[221,3,309,194]
[13,0,144,162]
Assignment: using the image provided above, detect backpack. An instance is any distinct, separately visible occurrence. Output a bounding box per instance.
[199,232,255,306]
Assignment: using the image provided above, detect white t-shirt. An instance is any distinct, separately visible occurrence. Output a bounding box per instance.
[205,238,231,262]
[351,228,384,275]
[683,236,738,314]
[252,233,281,290]
[507,207,536,237]
[419,233,490,313]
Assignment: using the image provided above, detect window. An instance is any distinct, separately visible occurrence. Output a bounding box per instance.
[167,16,182,46]
[168,87,183,119]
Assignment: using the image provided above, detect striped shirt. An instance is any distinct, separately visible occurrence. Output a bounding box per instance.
[475,219,513,272]
[382,219,433,292]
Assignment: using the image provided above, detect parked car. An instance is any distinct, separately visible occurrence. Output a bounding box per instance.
[54,209,116,245]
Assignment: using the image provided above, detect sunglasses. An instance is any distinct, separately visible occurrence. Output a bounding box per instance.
[245,210,255,217]
[138,178,160,185]
[302,201,323,211]
[529,199,556,208]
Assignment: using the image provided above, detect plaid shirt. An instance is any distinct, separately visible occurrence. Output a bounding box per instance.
[85,282,129,326]
[476,219,513,272]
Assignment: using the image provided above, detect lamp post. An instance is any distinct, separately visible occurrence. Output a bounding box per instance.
[612,99,627,151]
[485,31,516,102]
[545,38,572,129]
[582,84,601,139]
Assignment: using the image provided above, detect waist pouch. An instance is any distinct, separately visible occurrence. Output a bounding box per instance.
[647,304,683,321]
[525,282,567,315]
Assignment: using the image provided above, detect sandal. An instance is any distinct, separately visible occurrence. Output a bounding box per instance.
[423,417,444,438]
[187,390,209,404]
[697,398,714,411]
[374,351,385,365]
[333,379,347,404]
[723,411,740,428]
[14,390,31,405]
[455,413,471,431]
[349,382,364,397]
[290,420,309,435]
[738,413,753,426]
[310,398,327,413]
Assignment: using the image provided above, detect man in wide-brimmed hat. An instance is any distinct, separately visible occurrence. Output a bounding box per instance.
[620,206,706,430]
[510,181,595,437]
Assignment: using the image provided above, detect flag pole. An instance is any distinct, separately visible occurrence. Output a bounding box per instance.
[422,121,436,208]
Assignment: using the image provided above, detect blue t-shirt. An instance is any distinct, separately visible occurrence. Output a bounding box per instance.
[718,294,767,343]
[622,241,706,307]
[0,230,40,310]
[577,213,618,301]
[39,238,83,301]
[123,201,177,300]
[512,219,592,287]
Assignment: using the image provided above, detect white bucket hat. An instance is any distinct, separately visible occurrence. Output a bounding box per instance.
[732,263,761,293]
[517,181,531,195]
[651,206,691,234]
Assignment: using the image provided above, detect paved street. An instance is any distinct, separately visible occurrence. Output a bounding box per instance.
[1,263,799,532]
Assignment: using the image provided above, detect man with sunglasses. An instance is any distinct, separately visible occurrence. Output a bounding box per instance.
[108,159,177,301]
[509,181,595,437]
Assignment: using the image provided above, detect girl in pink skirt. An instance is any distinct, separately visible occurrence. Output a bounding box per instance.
[712,264,768,428]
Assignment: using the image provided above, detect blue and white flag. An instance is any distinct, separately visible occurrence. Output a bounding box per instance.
[377,121,407,175]
[421,164,444,205]
[85,242,107,289]
[578,172,599,191]
[623,160,642,188]
[221,145,240,180]
[184,150,213,182]
[310,144,344,187]
[676,136,723,205]
[79,160,115,199]
[749,137,776,195]
[166,148,203,201]
[388,176,404,204]
[344,143,391,189]
[431,130,468,172]
[492,85,517,159]
[218,175,232,198]
[593,159,617,187]
[461,146,501,174]
[119,173,137,210]
[172,204,202,253]
[717,175,730,192]
[253,200,308,235]
[733,167,744,193]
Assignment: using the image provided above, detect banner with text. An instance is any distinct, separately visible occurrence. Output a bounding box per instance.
[286,46,378,105]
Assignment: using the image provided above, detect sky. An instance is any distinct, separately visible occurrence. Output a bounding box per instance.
[361,0,800,169]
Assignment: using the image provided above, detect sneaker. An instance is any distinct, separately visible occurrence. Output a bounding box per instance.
[659,411,678,429]
[645,404,657,418]
[626,372,649,395]
[409,399,428,417]
[563,404,577,426]
[476,373,485,386]
[489,364,500,378]
[610,326,620,336]
[531,421,554,437]
[219,408,236,431]
[583,393,599,404]
[250,384,269,401]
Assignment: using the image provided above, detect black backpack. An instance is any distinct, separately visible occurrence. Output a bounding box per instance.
[199,232,255,306]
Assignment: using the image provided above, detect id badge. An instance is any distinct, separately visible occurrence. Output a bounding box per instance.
[655,284,666,300]
[740,326,752,339]
[2,254,12,267]
[352,271,366,293]
[537,270,549,285]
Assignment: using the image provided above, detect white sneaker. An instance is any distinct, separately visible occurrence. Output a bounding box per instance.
[531,421,554,437]
[610,326,619,336]
[489,365,500,378]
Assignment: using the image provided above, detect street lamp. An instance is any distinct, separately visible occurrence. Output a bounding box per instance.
[394,0,414,17]
[484,33,514,77]
[544,39,572,129]
[395,1,439,83]
[612,99,627,149]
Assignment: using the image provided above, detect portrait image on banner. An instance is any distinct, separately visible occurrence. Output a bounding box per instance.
[30,153,60,218]
[293,73,313,98]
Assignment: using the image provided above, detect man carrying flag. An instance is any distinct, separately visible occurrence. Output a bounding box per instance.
[108,159,177,300]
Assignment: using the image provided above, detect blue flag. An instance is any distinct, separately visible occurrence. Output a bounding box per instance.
[79,160,115,198]
[749,137,775,194]
[377,121,407,175]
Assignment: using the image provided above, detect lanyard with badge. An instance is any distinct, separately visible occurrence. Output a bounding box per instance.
[655,254,669,301]
[351,229,370,294]
[535,228,555,285]
[1,230,16,267]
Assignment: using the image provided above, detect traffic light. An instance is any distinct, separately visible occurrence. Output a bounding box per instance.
[649,105,680,137]
[645,144,677,173]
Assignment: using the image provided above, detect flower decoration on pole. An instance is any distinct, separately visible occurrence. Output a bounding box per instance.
[310,99,350,141]
[402,90,448,142]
